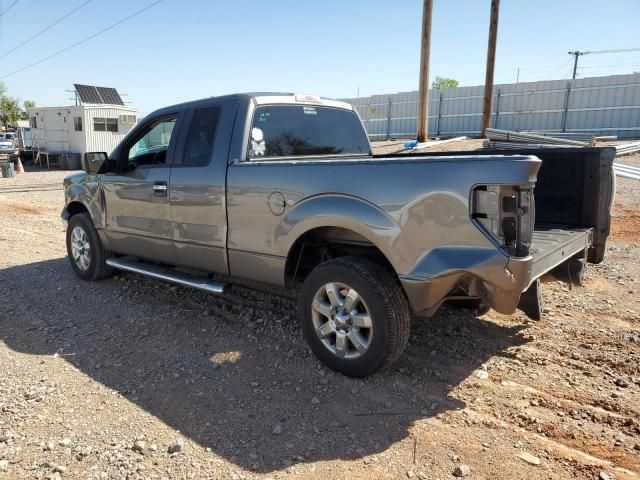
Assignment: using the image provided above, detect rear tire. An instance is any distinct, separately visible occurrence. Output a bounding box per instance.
[66,213,113,281]
[299,256,410,377]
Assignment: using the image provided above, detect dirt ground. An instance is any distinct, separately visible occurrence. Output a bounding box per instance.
[0,152,639,479]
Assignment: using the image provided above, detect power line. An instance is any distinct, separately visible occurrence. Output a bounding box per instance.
[568,47,640,79]
[0,0,93,60]
[0,0,19,17]
[3,0,40,19]
[0,0,164,80]
[581,47,640,55]
[580,62,640,69]
[578,56,640,68]
[549,59,572,74]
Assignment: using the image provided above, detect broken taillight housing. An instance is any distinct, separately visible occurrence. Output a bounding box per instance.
[471,185,534,257]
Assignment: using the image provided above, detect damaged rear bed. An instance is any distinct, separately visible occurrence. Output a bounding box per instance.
[393,146,616,319]
[494,146,614,318]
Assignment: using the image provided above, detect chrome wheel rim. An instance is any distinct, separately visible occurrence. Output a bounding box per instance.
[311,282,373,359]
[70,226,91,271]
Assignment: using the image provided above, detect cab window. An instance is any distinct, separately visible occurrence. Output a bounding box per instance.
[126,116,177,168]
[179,106,220,166]
[247,105,370,159]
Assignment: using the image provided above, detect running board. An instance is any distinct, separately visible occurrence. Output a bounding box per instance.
[106,257,226,294]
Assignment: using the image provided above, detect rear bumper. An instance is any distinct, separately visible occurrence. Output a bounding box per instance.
[400,228,593,317]
[399,246,533,316]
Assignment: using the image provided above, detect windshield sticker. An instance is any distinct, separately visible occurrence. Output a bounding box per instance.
[251,127,264,142]
[303,106,317,115]
[251,139,266,156]
[257,111,271,122]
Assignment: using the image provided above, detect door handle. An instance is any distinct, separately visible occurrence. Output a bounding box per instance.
[153,181,168,197]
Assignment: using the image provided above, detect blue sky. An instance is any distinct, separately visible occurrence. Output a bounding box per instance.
[0,0,639,115]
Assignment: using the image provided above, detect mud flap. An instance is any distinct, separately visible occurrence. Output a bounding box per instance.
[518,278,544,320]
[567,254,586,286]
[551,249,587,287]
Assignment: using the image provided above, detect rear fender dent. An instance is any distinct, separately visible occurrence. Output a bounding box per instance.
[400,246,533,315]
[277,195,401,269]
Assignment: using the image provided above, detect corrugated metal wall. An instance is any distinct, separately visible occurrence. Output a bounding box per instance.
[343,73,640,140]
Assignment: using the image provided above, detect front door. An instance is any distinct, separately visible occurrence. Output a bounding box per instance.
[101,113,181,263]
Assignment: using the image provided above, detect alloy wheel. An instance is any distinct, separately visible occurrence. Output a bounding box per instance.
[311,282,373,359]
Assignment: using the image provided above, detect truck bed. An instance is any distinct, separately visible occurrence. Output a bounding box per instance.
[530,226,593,280]
[387,146,615,264]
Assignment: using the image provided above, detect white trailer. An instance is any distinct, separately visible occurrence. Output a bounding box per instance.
[27,104,137,168]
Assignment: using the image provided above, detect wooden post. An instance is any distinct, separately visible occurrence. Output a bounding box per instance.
[481,0,500,138]
[417,0,433,142]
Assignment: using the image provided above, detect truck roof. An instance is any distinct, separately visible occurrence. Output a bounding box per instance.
[148,93,353,118]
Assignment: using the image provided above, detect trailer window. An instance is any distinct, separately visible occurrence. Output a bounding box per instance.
[94,117,118,132]
[247,105,370,159]
[74,117,82,131]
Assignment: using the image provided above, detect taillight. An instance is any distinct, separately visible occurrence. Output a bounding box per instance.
[472,185,534,257]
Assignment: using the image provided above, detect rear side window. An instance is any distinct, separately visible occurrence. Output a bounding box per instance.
[181,106,220,166]
[248,105,370,159]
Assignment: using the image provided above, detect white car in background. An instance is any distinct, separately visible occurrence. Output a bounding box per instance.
[0,136,15,154]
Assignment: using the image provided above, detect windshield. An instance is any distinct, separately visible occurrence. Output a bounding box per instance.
[248,105,370,159]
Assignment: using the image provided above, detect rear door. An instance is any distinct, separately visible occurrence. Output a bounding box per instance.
[169,99,237,274]
[101,112,182,263]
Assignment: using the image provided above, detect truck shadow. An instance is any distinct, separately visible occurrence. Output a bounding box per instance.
[0,257,530,473]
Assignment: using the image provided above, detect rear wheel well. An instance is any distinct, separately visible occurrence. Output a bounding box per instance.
[285,227,395,287]
[66,201,89,218]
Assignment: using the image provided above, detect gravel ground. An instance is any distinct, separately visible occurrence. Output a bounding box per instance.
[0,164,639,480]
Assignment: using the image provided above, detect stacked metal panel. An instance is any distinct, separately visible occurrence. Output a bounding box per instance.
[614,163,640,180]
[485,128,589,146]
[482,140,578,150]
[614,142,640,156]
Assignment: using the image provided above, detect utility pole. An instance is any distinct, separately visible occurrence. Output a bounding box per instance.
[568,48,640,79]
[481,0,500,137]
[568,50,583,79]
[416,0,433,142]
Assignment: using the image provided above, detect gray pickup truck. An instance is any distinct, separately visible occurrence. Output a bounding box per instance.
[63,93,614,377]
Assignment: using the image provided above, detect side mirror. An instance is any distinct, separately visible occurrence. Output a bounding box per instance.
[83,152,109,174]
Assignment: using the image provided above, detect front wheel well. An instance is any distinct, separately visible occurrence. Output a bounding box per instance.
[66,201,89,218]
[284,226,395,287]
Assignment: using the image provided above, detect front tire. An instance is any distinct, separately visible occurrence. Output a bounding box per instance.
[66,213,113,281]
[299,257,410,377]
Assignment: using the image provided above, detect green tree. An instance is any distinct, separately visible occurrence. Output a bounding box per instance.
[21,100,35,120]
[0,82,34,125]
[0,96,22,127]
[431,77,459,89]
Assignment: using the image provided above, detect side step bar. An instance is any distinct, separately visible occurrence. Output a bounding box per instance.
[106,257,226,294]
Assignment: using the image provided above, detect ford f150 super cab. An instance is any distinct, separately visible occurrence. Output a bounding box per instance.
[62,93,614,377]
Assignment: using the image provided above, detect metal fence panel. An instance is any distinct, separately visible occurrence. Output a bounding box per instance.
[344,73,640,139]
